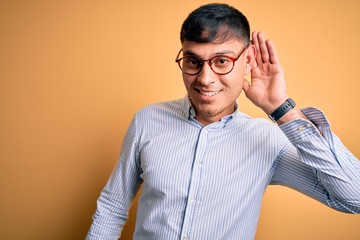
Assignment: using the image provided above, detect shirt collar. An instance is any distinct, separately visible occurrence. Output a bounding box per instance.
[181,95,239,128]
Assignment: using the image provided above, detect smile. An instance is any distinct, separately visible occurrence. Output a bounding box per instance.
[198,90,220,97]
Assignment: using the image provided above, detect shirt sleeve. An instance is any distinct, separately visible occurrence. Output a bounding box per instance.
[86,115,142,240]
[271,107,360,213]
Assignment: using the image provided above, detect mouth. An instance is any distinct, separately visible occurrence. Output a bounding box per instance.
[197,89,220,97]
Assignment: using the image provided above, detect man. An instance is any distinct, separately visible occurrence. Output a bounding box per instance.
[87,3,360,240]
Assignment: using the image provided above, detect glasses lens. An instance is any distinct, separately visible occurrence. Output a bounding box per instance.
[176,53,236,75]
[211,56,234,74]
[180,57,202,75]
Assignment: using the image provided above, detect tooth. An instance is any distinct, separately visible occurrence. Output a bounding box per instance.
[200,91,219,96]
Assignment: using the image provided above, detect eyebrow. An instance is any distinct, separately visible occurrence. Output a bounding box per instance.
[183,50,236,58]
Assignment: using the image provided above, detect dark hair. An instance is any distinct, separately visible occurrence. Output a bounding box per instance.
[180,3,250,45]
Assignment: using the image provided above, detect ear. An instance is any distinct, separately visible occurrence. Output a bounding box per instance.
[244,45,256,75]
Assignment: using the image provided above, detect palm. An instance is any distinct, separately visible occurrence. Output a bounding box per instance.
[243,32,288,115]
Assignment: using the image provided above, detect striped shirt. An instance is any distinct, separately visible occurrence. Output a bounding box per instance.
[87,96,360,240]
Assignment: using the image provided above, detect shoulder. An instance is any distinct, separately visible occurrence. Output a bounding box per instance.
[235,112,277,131]
[232,112,286,143]
[134,98,186,125]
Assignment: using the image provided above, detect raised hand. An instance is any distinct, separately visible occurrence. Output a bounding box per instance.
[242,31,289,115]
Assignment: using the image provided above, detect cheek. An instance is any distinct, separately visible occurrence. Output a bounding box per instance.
[182,75,195,89]
[222,71,245,93]
[228,82,243,98]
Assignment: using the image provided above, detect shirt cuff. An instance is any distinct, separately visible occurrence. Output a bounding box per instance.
[279,107,331,143]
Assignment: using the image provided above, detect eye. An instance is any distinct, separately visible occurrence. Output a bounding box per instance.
[184,57,201,67]
[212,56,231,67]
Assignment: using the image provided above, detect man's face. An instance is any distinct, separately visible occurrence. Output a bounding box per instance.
[181,39,249,125]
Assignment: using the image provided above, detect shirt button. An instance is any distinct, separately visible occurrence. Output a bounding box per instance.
[297,127,304,131]
[305,123,312,128]
[190,198,196,203]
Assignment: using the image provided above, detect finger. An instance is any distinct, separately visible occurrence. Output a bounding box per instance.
[258,32,270,63]
[251,31,263,66]
[265,39,279,64]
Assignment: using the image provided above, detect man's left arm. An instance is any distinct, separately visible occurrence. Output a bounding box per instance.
[243,31,360,212]
[277,106,360,213]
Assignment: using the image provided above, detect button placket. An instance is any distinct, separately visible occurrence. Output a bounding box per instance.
[180,128,208,239]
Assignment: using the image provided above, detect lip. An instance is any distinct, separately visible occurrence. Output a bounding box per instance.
[199,90,219,96]
[194,88,222,101]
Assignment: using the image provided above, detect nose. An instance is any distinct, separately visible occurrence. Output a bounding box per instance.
[196,62,216,86]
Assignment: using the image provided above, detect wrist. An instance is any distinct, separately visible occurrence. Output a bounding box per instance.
[275,107,308,125]
[268,98,296,122]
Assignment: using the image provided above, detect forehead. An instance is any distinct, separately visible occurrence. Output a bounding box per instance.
[182,39,245,58]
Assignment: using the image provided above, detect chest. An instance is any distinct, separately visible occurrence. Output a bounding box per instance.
[138,125,277,198]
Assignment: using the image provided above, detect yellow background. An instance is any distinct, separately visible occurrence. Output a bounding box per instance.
[1,0,359,239]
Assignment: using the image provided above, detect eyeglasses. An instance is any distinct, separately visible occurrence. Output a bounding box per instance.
[175,46,248,75]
